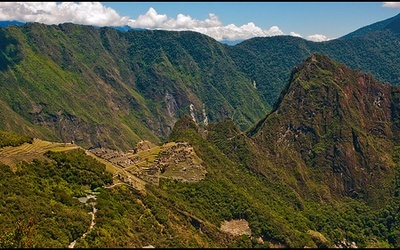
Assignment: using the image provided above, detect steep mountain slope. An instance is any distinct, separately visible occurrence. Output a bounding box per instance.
[228,35,314,106]
[247,53,398,206]
[230,13,400,106]
[1,14,400,152]
[315,29,400,86]
[3,54,400,248]
[340,13,400,39]
[123,28,266,129]
[0,22,267,150]
[0,23,160,150]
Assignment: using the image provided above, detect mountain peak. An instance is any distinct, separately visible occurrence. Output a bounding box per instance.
[269,53,344,113]
[250,53,395,202]
[168,114,199,141]
[293,53,341,73]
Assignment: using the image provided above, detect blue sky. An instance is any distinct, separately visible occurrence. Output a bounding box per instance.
[102,2,400,40]
[1,2,399,42]
[103,2,400,38]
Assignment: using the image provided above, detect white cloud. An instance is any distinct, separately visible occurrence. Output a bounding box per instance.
[290,31,303,38]
[307,34,329,42]
[382,2,400,8]
[0,2,129,26]
[0,2,331,42]
[128,8,285,41]
[128,7,167,28]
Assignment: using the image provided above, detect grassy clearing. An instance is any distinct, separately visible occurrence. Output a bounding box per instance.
[136,144,164,163]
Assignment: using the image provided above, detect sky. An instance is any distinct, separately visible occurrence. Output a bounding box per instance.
[0,2,399,42]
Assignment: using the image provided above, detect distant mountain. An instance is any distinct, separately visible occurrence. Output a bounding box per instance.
[0,22,267,150]
[112,25,132,32]
[219,39,243,46]
[105,25,147,32]
[0,20,25,27]
[340,13,400,39]
[230,13,400,107]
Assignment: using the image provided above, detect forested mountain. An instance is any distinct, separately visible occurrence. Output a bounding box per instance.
[1,14,400,248]
[2,54,400,248]
[0,14,399,149]
[340,13,400,39]
[230,24,400,106]
[248,53,398,206]
[0,22,266,150]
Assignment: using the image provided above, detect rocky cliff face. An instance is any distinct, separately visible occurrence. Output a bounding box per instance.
[248,53,397,204]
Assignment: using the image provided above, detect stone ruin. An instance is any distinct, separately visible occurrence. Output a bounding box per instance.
[89,141,207,186]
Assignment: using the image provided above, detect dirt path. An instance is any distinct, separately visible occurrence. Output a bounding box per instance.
[85,151,147,192]
[104,182,132,189]
[68,179,146,248]
[68,200,97,248]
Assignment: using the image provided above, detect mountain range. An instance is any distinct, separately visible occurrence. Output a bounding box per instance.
[1,13,400,248]
[0,13,399,150]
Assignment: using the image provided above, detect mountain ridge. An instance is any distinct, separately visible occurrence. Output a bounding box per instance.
[340,13,400,39]
[2,18,400,150]
[0,22,267,150]
[247,53,397,205]
[2,53,400,248]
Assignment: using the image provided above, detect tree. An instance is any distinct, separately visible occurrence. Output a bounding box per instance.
[0,218,35,248]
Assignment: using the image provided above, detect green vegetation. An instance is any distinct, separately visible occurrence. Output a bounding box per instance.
[0,23,269,151]
[2,21,399,150]
[230,28,400,108]
[1,18,400,248]
[0,149,112,248]
[0,130,32,148]
[1,104,400,248]
[163,114,400,248]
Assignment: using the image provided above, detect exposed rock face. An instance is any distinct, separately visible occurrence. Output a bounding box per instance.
[249,53,397,203]
[164,91,178,118]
